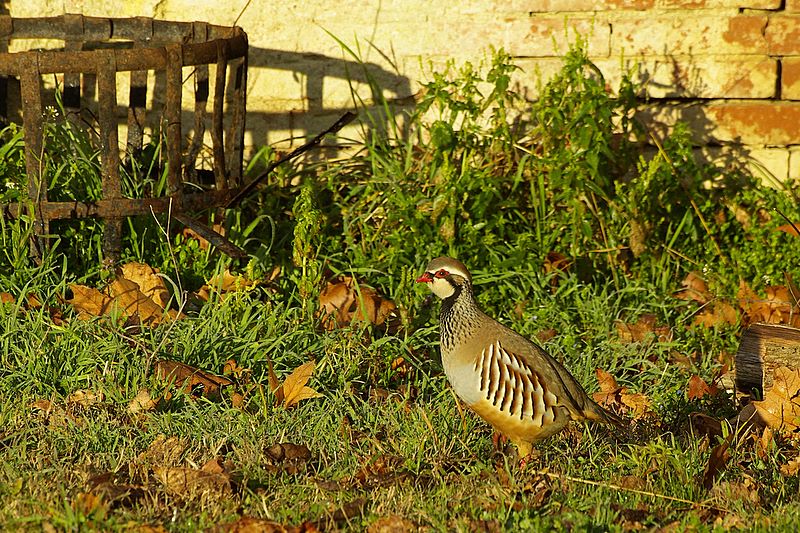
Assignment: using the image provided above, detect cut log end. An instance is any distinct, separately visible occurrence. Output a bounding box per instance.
[735,323,800,400]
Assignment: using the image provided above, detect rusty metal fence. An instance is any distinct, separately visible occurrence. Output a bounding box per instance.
[0,14,248,259]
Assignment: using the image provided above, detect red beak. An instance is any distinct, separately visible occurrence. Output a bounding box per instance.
[416,272,433,283]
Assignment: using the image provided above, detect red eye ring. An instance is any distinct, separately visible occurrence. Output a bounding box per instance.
[434,269,448,278]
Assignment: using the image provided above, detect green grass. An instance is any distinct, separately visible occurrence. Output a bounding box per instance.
[2,42,800,530]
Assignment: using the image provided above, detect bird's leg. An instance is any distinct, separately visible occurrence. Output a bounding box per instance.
[492,430,508,451]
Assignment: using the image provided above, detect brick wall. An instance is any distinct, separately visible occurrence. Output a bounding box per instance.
[7,0,800,181]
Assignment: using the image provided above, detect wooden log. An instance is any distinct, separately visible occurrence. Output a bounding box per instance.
[735,323,800,400]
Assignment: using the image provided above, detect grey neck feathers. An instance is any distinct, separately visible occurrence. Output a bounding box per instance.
[440,282,482,352]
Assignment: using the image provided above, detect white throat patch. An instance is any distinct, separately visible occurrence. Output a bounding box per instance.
[429,277,456,299]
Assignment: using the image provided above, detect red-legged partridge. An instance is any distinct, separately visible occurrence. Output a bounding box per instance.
[416,256,622,460]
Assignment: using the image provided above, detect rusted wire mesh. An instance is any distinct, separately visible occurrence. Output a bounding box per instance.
[0,14,248,259]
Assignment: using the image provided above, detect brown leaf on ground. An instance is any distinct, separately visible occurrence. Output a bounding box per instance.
[127,388,159,415]
[265,442,312,475]
[67,270,180,325]
[152,456,232,498]
[31,399,54,415]
[693,301,738,328]
[277,361,323,409]
[120,262,171,309]
[318,277,397,330]
[544,251,571,280]
[127,526,167,533]
[153,360,233,401]
[138,435,186,467]
[615,314,672,343]
[689,413,723,439]
[619,391,651,415]
[72,491,106,519]
[265,443,312,463]
[26,293,42,309]
[367,515,418,533]
[753,366,800,433]
[67,284,115,318]
[207,269,254,293]
[708,477,760,506]
[535,328,557,343]
[757,426,774,460]
[1,292,14,304]
[703,440,731,490]
[675,272,711,304]
[193,269,256,303]
[67,389,104,407]
[781,456,800,476]
[184,226,208,245]
[776,223,800,237]
[85,471,149,511]
[687,375,720,401]
[737,280,800,327]
[109,278,171,325]
[594,367,620,401]
[223,358,251,381]
[593,368,651,417]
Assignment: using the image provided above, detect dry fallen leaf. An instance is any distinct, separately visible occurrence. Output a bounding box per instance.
[776,223,800,237]
[67,389,104,407]
[687,375,720,401]
[109,278,171,325]
[675,271,711,304]
[593,368,650,417]
[1,292,14,304]
[154,360,233,401]
[594,367,620,403]
[137,435,186,467]
[737,281,800,328]
[72,491,106,519]
[368,515,418,533]
[128,388,159,415]
[207,269,254,293]
[689,412,723,439]
[753,366,800,433]
[615,314,672,343]
[67,284,115,318]
[780,456,800,477]
[693,301,738,328]
[543,251,571,286]
[703,440,731,490]
[120,262,171,309]
[153,457,232,498]
[67,266,180,325]
[31,399,54,414]
[277,361,323,409]
[193,269,255,303]
[757,426,774,460]
[318,277,397,330]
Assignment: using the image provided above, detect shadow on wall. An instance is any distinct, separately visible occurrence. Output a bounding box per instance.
[244,46,415,161]
[0,42,414,170]
[632,56,768,186]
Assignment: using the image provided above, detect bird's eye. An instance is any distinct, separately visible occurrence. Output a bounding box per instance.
[434,269,448,278]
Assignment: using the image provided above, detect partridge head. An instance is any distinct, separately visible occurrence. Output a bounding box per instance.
[416,256,622,460]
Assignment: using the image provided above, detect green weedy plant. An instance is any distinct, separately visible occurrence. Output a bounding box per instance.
[291,180,323,317]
